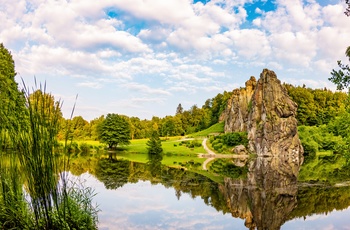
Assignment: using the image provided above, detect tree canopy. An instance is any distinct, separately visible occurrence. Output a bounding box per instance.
[0,43,27,146]
[97,113,131,149]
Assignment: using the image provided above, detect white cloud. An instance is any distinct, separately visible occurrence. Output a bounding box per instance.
[122,82,171,96]
[2,0,350,120]
[269,31,317,67]
[226,29,271,59]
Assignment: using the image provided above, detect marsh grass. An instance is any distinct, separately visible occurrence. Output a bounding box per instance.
[0,83,98,229]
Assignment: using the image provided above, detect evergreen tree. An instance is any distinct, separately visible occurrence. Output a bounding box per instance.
[176,103,183,115]
[146,130,163,156]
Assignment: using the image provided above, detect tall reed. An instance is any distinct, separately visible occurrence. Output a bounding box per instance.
[0,82,98,229]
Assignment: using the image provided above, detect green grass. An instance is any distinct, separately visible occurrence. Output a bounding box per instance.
[123,137,205,155]
[189,122,224,137]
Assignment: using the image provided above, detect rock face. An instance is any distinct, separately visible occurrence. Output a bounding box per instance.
[223,76,257,132]
[223,69,304,181]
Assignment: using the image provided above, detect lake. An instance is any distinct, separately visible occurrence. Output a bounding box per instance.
[70,157,350,230]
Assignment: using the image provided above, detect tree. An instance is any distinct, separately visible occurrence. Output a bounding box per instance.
[90,115,104,140]
[0,43,26,133]
[329,60,350,91]
[146,130,163,156]
[97,113,131,149]
[176,103,183,115]
[345,0,350,16]
[329,9,350,91]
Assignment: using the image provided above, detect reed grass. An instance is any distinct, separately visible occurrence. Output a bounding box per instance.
[0,82,98,229]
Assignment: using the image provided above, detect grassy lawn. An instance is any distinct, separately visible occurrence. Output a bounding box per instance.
[189,122,224,137]
[123,136,205,155]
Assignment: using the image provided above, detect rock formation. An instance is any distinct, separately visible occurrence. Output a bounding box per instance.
[222,69,304,181]
[218,69,304,229]
[223,76,257,132]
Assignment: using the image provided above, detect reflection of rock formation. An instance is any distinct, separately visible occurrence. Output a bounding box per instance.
[222,157,298,230]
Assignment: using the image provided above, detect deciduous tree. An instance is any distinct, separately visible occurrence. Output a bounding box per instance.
[97,113,131,149]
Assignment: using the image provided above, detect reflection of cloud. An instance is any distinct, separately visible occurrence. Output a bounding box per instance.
[73,176,245,230]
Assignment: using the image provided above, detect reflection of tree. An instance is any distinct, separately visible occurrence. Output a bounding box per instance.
[147,153,163,179]
[290,185,350,219]
[95,158,130,189]
[90,156,350,229]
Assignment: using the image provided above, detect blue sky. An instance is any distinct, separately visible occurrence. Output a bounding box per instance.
[1,0,350,121]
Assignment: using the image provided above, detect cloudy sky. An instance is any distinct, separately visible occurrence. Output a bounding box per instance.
[1,0,350,121]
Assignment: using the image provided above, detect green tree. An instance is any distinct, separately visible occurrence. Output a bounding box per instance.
[70,116,88,140]
[330,43,350,91]
[329,60,350,91]
[146,130,163,156]
[90,115,104,140]
[0,44,26,134]
[97,113,131,149]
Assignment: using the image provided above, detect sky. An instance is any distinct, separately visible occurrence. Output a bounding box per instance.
[1,0,350,121]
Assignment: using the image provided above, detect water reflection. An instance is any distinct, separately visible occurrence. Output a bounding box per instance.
[71,155,350,229]
[221,156,299,230]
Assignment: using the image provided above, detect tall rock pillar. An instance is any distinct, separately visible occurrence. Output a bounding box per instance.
[247,69,304,183]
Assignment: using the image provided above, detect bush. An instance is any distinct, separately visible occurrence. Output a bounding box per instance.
[191,140,202,147]
[222,132,248,146]
[213,143,223,152]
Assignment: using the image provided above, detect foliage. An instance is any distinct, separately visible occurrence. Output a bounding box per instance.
[285,84,348,125]
[298,125,344,162]
[327,112,350,138]
[209,132,248,153]
[329,60,350,91]
[97,113,131,149]
[176,103,183,115]
[0,92,99,229]
[0,43,27,148]
[146,131,163,156]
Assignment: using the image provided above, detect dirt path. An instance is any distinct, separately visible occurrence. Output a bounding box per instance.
[201,138,216,170]
[200,138,249,170]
